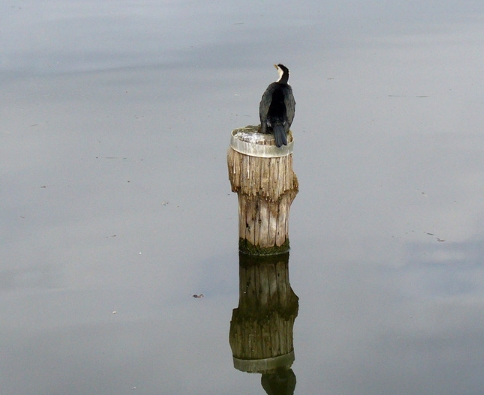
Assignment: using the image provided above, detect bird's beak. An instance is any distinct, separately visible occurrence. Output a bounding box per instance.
[273,64,278,69]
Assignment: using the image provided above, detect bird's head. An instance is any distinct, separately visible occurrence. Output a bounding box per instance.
[274,64,289,83]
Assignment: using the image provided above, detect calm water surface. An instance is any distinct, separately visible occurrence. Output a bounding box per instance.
[2,1,484,394]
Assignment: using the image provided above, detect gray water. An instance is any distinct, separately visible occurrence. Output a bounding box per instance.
[2,1,484,394]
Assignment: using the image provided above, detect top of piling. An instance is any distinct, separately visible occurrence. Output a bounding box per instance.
[230,125,294,158]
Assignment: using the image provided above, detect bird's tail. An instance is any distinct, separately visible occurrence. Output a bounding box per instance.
[273,125,287,147]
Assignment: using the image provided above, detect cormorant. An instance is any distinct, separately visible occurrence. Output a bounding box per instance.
[259,64,296,147]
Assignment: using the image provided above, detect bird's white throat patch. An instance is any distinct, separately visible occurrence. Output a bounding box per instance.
[276,65,284,82]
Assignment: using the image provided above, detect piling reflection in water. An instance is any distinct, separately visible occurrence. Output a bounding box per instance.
[229,252,299,394]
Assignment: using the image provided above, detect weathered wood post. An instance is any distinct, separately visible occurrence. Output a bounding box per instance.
[227,125,298,255]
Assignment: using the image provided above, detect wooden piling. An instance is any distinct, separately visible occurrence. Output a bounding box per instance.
[227,125,298,255]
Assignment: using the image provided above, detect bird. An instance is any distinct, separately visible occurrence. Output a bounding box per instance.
[259,64,296,147]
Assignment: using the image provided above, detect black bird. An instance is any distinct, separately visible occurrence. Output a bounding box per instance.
[259,64,296,147]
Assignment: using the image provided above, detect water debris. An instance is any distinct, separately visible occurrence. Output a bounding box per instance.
[192,294,204,298]
[388,95,429,98]
[425,231,445,242]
